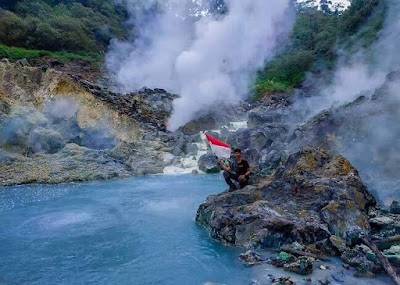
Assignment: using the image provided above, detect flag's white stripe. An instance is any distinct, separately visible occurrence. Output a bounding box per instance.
[210,144,231,158]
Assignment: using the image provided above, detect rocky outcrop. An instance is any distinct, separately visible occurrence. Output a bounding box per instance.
[0,144,130,185]
[238,250,264,265]
[80,81,178,131]
[0,62,177,185]
[196,147,376,251]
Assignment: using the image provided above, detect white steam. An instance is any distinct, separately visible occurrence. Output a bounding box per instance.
[328,0,400,104]
[106,0,294,130]
[294,0,400,206]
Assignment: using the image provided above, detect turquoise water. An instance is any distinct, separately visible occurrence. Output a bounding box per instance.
[0,174,258,285]
[0,174,392,285]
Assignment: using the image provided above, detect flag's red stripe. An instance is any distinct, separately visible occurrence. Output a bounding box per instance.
[205,133,231,148]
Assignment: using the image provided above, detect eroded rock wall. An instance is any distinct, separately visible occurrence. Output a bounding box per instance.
[0,62,176,185]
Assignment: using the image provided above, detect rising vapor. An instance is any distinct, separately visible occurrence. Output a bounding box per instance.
[291,0,400,206]
[106,0,294,130]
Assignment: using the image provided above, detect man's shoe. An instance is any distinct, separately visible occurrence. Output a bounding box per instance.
[228,186,237,192]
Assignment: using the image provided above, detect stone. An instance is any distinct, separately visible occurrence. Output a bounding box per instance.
[331,273,345,283]
[341,245,381,277]
[304,277,312,283]
[158,131,170,143]
[354,270,375,278]
[238,250,264,265]
[196,147,375,249]
[185,143,199,155]
[369,216,395,227]
[181,115,216,135]
[261,149,282,175]
[228,129,271,152]
[243,148,261,171]
[318,278,330,285]
[49,59,64,68]
[16,58,30,67]
[1,58,10,63]
[272,251,297,267]
[198,154,220,173]
[329,235,347,253]
[163,153,175,166]
[272,276,296,285]
[383,245,400,265]
[390,200,400,214]
[283,256,314,275]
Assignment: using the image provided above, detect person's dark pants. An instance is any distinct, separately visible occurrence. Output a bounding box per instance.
[223,171,249,191]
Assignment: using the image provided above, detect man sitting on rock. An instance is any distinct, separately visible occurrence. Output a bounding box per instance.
[217,149,251,191]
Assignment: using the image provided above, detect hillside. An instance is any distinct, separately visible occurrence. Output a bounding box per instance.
[0,0,129,67]
[0,0,385,88]
[255,0,385,99]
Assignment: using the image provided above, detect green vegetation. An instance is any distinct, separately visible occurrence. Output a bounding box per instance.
[253,0,385,100]
[0,44,101,65]
[0,0,128,65]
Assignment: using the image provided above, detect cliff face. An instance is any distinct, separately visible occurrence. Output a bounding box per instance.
[0,62,176,185]
[196,147,376,247]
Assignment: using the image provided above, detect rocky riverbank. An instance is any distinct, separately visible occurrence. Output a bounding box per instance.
[0,61,182,185]
[196,147,399,276]
[0,58,399,282]
[193,70,400,282]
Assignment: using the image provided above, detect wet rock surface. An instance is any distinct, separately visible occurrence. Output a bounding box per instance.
[194,147,400,276]
[196,147,376,249]
[341,244,382,277]
[283,256,315,275]
[271,276,296,285]
[238,250,264,265]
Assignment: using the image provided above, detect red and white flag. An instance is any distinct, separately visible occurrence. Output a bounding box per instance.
[204,132,231,159]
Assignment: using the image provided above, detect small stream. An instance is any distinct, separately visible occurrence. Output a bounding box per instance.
[0,174,391,284]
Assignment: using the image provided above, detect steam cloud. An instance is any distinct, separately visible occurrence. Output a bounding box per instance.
[293,0,400,206]
[106,0,294,130]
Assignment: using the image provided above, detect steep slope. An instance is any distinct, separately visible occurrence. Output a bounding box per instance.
[0,62,177,185]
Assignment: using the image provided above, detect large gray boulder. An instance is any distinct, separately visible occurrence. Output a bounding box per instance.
[16,58,30,67]
[181,115,217,135]
[196,147,376,251]
[228,129,270,151]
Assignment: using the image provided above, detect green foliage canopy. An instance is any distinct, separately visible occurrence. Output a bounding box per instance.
[254,0,385,99]
[0,0,128,52]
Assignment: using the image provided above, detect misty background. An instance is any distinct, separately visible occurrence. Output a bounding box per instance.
[290,0,400,205]
[105,0,400,206]
[106,0,295,130]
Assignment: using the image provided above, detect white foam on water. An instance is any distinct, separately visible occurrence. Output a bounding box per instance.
[163,132,209,174]
[41,211,92,229]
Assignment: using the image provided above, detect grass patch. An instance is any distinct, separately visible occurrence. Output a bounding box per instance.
[252,78,292,100]
[0,44,102,66]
